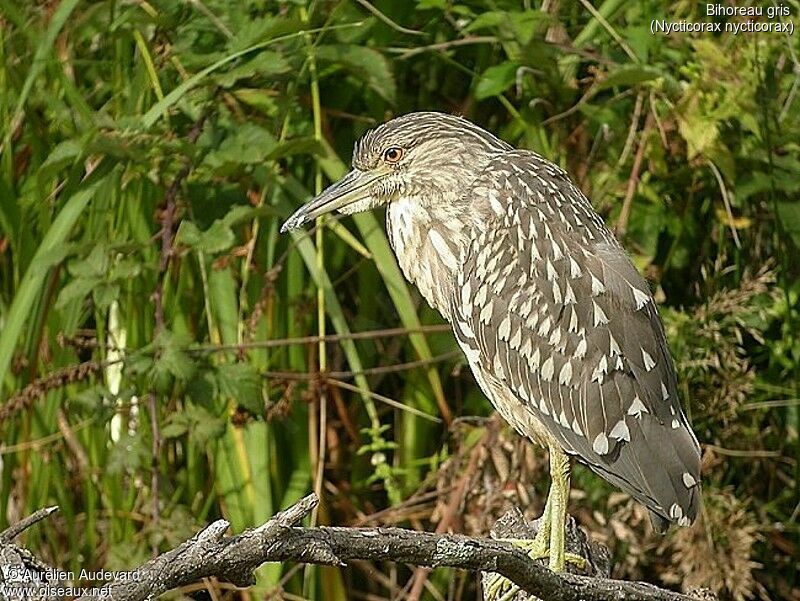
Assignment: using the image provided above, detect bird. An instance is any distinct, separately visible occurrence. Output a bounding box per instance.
[281,111,702,573]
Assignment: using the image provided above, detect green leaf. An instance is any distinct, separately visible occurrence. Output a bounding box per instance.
[475,63,518,100]
[776,200,800,248]
[162,404,226,445]
[464,11,508,32]
[203,123,278,169]
[68,244,108,278]
[161,413,190,439]
[176,220,235,254]
[150,331,196,386]
[595,65,664,91]
[107,432,148,475]
[92,282,120,311]
[315,45,396,103]
[56,276,100,308]
[217,362,262,415]
[213,51,291,88]
[185,403,227,446]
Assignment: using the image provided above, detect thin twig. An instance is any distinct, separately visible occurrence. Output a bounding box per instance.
[148,392,161,557]
[707,159,742,249]
[0,506,59,542]
[387,36,497,59]
[328,379,442,423]
[262,350,461,381]
[191,324,453,353]
[354,0,424,36]
[577,0,638,62]
[615,112,653,238]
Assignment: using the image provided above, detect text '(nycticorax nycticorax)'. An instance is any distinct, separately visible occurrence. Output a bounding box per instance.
[282,112,701,572]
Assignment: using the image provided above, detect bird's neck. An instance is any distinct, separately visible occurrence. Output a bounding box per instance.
[386,196,472,321]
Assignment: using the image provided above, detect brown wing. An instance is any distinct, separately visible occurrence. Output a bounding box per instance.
[450,150,701,529]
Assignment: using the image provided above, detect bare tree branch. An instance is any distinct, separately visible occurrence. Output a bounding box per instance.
[0,506,58,543]
[0,496,710,601]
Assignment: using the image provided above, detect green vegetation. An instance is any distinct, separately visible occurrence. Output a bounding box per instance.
[1,1,798,599]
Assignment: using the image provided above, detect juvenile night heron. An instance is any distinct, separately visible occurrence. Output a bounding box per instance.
[282,112,701,572]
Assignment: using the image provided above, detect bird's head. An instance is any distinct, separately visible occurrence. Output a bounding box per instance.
[280,112,511,232]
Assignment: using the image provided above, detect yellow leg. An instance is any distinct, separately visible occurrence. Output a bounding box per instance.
[485,446,584,599]
[547,443,570,571]
[499,445,582,569]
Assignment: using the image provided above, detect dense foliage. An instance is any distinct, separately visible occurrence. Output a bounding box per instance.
[1,1,798,599]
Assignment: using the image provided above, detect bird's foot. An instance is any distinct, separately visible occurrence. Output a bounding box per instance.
[483,536,586,600]
[501,537,587,571]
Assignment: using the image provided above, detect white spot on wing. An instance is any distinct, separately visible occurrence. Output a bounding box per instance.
[568,307,578,333]
[460,281,471,311]
[642,349,656,371]
[531,347,541,369]
[628,396,648,417]
[661,381,669,400]
[631,286,650,310]
[541,355,555,381]
[591,355,608,382]
[539,397,550,415]
[552,280,562,304]
[498,315,511,341]
[488,191,504,214]
[479,301,493,323]
[537,315,552,338]
[569,257,582,278]
[563,282,576,304]
[610,419,631,442]
[593,301,608,326]
[546,260,558,282]
[590,274,605,296]
[592,432,610,455]
[559,361,573,385]
[609,333,621,356]
[475,284,488,306]
[573,337,587,359]
[428,229,457,270]
[682,472,697,488]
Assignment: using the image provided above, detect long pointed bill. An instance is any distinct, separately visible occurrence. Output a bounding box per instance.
[280,168,383,233]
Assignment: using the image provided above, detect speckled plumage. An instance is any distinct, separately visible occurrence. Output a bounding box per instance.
[283,111,702,532]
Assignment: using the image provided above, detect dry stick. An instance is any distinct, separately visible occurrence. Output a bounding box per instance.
[615,112,654,238]
[56,493,695,601]
[0,506,58,543]
[0,360,103,424]
[1,500,698,601]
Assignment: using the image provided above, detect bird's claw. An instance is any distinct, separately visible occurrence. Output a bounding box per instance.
[500,537,587,569]
[484,538,587,601]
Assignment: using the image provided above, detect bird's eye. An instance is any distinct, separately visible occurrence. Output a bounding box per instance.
[383,147,404,163]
